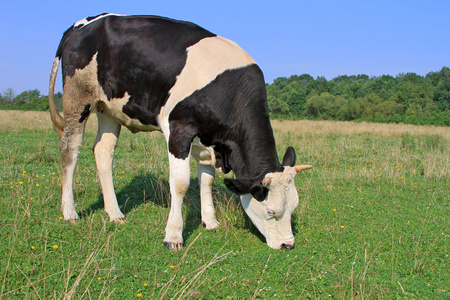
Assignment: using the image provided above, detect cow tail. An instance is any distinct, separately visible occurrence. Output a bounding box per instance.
[49,57,65,139]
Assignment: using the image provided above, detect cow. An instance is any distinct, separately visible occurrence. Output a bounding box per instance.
[49,14,312,250]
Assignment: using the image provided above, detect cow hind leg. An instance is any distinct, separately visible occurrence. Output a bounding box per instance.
[197,164,219,230]
[59,118,86,221]
[93,108,125,222]
[190,140,219,230]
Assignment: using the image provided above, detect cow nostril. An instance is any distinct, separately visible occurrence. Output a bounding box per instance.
[281,243,294,250]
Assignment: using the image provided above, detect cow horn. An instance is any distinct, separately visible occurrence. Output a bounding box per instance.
[294,165,313,173]
[262,176,272,187]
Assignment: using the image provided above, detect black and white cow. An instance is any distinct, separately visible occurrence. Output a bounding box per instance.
[49,14,311,250]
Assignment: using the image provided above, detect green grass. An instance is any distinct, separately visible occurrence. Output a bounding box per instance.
[1,123,449,299]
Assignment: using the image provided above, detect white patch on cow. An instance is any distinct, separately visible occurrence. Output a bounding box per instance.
[161,36,256,118]
[74,13,124,29]
[240,167,299,249]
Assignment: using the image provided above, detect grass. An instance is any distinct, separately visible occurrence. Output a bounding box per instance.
[0,110,449,299]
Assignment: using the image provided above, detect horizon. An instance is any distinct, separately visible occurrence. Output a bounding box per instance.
[4,65,450,97]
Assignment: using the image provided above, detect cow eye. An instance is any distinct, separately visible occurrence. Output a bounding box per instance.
[267,209,276,217]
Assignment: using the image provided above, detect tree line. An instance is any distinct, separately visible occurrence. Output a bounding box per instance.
[0,88,62,112]
[267,66,450,126]
[1,66,449,126]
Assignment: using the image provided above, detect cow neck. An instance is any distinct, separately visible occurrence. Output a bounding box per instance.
[227,118,283,180]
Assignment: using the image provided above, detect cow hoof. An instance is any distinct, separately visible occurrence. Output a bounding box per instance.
[163,242,183,250]
[68,218,79,223]
[201,220,220,231]
[113,217,126,224]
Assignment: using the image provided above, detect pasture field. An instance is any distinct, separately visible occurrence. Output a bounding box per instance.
[0,111,449,299]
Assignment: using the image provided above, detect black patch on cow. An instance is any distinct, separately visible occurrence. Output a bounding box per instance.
[56,15,216,127]
[79,104,91,123]
[251,185,269,201]
[169,65,284,179]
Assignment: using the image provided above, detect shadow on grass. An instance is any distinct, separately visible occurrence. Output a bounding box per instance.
[78,172,257,244]
[78,171,301,247]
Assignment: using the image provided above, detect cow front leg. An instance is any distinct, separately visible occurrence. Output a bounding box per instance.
[93,110,124,222]
[163,153,191,250]
[60,121,85,221]
[197,164,219,230]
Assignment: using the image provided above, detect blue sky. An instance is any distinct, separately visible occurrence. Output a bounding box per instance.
[1,0,448,95]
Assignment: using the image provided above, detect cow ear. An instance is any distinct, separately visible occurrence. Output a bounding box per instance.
[282,147,296,167]
[224,178,268,201]
[224,178,253,195]
[251,185,268,201]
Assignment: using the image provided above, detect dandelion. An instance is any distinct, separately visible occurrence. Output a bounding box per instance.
[58,216,63,220]
[169,265,174,269]
[53,245,58,249]
[340,226,345,229]
[31,246,35,250]
[36,184,40,187]
[144,283,148,286]
[137,293,142,297]
[97,277,101,280]
[333,209,336,212]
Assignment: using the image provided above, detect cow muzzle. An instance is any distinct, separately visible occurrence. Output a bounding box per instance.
[281,242,295,250]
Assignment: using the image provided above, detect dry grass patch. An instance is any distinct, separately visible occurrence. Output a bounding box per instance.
[0,110,98,133]
[2,110,448,140]
[271,119,450,140]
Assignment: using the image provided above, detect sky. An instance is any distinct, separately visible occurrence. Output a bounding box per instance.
[1,0,449,95]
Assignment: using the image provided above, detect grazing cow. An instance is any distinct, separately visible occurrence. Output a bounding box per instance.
[49,14,312,250]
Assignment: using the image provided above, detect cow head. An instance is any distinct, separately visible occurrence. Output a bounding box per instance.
[224,147,311,249]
